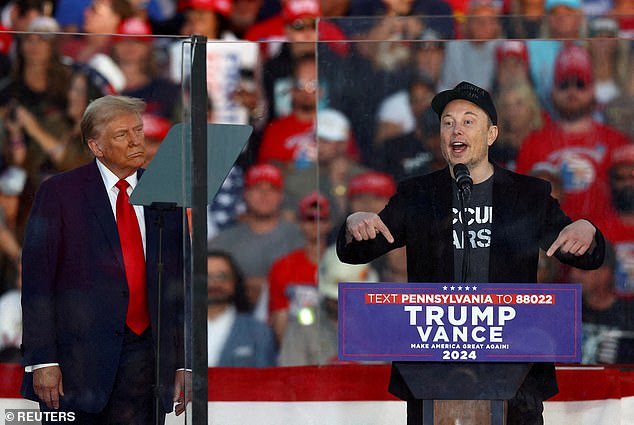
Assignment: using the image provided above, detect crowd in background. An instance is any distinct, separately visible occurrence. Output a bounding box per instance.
[0,0,632,368]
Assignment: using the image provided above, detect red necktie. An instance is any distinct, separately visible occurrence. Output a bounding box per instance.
[115,179,150,335]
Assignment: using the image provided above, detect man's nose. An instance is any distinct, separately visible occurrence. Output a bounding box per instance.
[452,124,464,135]
[128,131,143,145]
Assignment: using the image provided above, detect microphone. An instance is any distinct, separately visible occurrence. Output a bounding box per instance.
[453,163,473,196]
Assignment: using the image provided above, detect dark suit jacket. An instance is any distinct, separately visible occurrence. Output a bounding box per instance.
[20,160,186,413]
[337,164,605,401]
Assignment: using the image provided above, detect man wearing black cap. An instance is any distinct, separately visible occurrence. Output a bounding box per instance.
[337,81,606,425]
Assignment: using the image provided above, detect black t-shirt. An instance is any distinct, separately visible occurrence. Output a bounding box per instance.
[452,174,493,283]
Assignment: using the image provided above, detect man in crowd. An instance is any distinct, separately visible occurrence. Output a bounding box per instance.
[526,0,586,114]
[516,44,632,224]
[21,96,189,423]
[278,244,378,366]
[597,145,634,295]
[571,243,634,364]
[208,163,304,322]
[376,107,444,183]
[283,107,365,225]
[437,0,503,92]
[257,53,318,170]
[207,250,277,367]
[268,191,332,344]
[337,81,605,425]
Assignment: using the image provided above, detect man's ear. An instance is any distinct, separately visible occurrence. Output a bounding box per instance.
[487,125,498,147]
[87,139,103,158]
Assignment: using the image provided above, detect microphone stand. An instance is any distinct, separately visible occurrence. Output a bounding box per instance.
[458,188,470,284]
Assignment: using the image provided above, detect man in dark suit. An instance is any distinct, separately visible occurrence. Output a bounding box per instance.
[337,81,605,425]
[20,96,189,424]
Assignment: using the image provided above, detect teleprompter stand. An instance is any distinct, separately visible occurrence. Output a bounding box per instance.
[130,121,252,424]
[390,362,532,425]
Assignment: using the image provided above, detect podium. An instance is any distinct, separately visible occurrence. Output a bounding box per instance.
[338,282,582,425]
[390,362,532,425]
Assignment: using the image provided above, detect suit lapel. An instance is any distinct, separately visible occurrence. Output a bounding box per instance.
[81,161,126,271]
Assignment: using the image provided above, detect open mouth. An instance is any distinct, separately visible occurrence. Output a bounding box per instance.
[451,141,468,154]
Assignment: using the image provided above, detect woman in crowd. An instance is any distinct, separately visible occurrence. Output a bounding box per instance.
[112,17,181,120]
[5,64,110,177]
[490,80,545,170]
[1,16,72,186]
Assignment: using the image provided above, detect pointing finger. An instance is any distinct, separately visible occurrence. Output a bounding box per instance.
[375,220,394,243]
[546,237,563,257]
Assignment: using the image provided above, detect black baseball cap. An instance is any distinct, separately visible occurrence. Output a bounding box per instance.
[431,81,498,125]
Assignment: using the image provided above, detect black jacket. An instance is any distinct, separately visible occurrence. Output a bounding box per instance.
[337,164,605,400]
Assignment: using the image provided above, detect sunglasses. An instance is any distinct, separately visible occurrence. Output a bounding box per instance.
[557,79,588,91]
[288,18,316,31]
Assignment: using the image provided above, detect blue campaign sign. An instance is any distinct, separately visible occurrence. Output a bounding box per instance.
[338,282,582,363]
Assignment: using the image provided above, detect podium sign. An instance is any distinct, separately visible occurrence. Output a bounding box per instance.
[338,282,581,363]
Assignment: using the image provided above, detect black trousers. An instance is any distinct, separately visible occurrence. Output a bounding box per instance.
[41,327,164,425]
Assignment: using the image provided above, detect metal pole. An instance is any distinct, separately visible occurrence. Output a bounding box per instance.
[190,33,208,424]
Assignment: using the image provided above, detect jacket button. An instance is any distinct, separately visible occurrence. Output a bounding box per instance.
[115,330,123,337]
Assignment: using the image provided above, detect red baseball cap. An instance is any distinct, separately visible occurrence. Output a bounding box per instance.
[245,164,283,189]
[554,45,593,85]
[115,17,152,42]
[348,172,396,199]
[181,0,232,16]
[496,40,528,67]
[283,0,320,22]
[142,114,171,141]
[298,191,330,220]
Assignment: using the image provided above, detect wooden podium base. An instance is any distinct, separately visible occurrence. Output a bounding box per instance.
[433,400,506,425]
